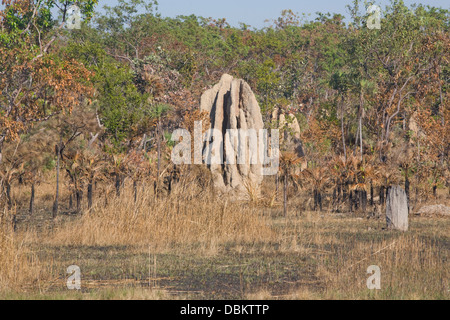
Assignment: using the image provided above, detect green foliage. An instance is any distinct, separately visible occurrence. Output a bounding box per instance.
[97,62,149,147]
[1,0,447,180]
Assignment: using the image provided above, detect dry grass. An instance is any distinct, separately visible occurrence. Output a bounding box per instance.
[45,183,276,251]
[0,175,449,299]
[0,210,54,293]
[316,227,448,299]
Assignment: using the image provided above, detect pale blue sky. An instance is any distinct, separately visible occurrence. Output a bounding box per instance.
[140,0,449,28]
[0,1,448,29]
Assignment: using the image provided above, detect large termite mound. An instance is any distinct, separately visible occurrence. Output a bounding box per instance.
[200,74,264,194]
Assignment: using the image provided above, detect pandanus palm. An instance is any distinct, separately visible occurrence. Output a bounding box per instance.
[329,155,349,211]
[84,154,106,210]
[124,150,152,202]
[64,151,105,213]
[378,163,401,207]
[303,166,330,211]
[0,167,18,211]
[280,151,303,217]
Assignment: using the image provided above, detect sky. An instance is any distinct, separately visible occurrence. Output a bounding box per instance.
[144,0,449,28]
[0,1,448,29]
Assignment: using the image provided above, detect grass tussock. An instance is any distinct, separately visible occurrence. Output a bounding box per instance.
[0,210,53,293]
[46,183,276,251]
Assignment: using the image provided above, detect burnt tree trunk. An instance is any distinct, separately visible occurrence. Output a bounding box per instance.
[0,137,3,165]
[156,120,161,196]
[318,190,322,211]
[12,214,17,232]
[332,187,337,211]
[276,173,279,193]
[337,183,342,204]
[314,189,318,211]
[313,189,323,211]
[283,171,288,217]
[357,190,367,212]
[115,173,122,197]
[69,193,73,210]
[405,175,410,211]
[380,186,385,206]
[354,190,359,211]
[52,141,61,219]
[6,182,12,210]
[87,179,93,210]
[370,183,374,207]
[76,189,83,214]
[415,187,419,207]
[29,183,35,215]
[133,180,138,203]
[343,182,348,204]
[104,191,108,207]
[348,190,353,213]
[168,173,172,195]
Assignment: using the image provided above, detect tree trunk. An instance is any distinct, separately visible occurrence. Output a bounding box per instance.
[87,179,93,210]
[415,186,419,207]
[337,182,342,204]
[0,136,4,165]
[6,182,12,210]
[370,183,374,207]
[157,120,161,179]
[115,173,121,197]
[359,92,364,161]
[332,187,337,211]
[52,141,61,219]
[283,171,288,217]
[314,189,318,211]
[133,180,138,203]
[360,190,367,212]
[354,124,359,155]
[156,120,162,197]
[341,100,347,162]
[318,190,322,211]
[29,183,35,215]
[69,193,73,210]
[380,186,385,206]
[12,214,17,232]
[76,189,83,214]
[405,173,410,212]
[104,191,108,207]
[343,181,348,203]
[348,190,353,213]
[168,173,172,195]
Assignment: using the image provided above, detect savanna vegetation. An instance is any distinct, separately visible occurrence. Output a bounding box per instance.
[0,0,448,300]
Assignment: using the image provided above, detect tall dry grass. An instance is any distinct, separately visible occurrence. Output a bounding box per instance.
[317,234,449,299]
[46,181,276,252]
[282,213,449,300]
[1,171,448,299]
[0,209,52,293]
